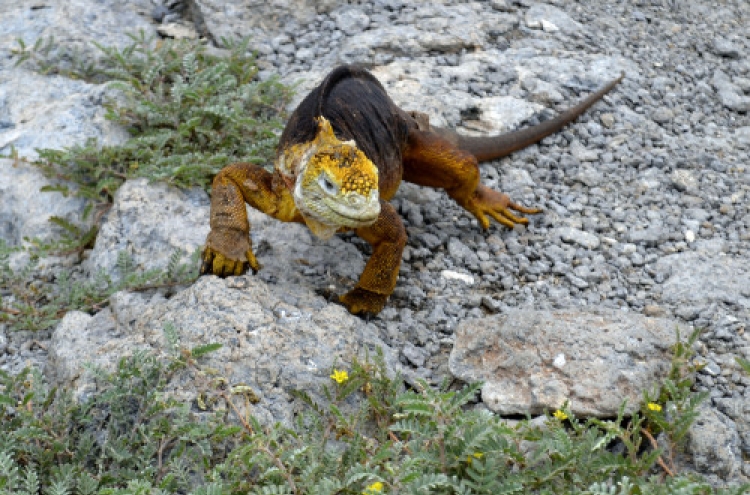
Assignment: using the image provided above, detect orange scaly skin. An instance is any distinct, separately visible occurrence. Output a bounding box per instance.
[201,65,623,315]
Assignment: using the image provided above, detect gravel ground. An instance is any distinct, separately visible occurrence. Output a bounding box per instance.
[243,0,750,394]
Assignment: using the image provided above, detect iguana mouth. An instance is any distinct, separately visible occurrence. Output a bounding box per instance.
[297,188,381,232]
[299,194,380,240]
[325,192,380,223]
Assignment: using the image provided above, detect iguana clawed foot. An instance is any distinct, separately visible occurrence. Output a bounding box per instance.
[339,287,389,316]
[200,230,260,277]
[466,184,542,230]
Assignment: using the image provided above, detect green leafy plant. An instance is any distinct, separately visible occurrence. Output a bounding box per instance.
[0,242,199,332]
[15,31,292,213]
[639,328,709,476]
[0,332,233,495]
[12,35,99,79]
[1,338,747,495]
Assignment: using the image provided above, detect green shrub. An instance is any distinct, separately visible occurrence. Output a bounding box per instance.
[15,32,292,209]
[1,338,746,495]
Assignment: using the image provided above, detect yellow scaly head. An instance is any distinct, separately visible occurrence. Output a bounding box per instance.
[289,117,380,239]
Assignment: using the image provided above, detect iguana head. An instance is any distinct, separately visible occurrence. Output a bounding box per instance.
[278,117,380,240]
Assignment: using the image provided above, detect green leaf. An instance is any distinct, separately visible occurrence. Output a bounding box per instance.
[191,343,222,358]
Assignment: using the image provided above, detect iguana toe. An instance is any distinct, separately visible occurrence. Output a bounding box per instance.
[245,249,261,274]
[200,246,259,277]
[469,185,541,230]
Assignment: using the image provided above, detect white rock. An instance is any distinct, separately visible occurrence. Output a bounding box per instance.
[0,70,128,159]
[440,270,475,285]
[0,159,89,246]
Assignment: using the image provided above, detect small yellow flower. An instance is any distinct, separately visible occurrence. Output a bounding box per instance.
[553,410,568,421]
[647,402,662,412]
[363,481,384,493]
[330,369,349,384]
[467,452,484,464]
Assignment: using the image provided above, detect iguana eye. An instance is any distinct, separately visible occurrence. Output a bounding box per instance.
[318,174,338,195]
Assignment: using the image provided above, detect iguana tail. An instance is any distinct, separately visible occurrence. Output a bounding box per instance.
[444,72,624,162]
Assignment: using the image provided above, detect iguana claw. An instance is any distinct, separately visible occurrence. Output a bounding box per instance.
[467,185,541,230]
[339,287,389,316]
[200,246,259,277]
[200,229,260,277]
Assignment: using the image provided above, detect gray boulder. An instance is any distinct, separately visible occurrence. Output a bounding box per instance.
[191,0,319,46]
[685,403,745,482]
[84,178,211,280]
[656,252,750,311]
[0,69,129,160]
[0,0,156,72]
[47,275,400,426]
[336,5,517,66]
[0,159,88,247]
[449,308,680,417]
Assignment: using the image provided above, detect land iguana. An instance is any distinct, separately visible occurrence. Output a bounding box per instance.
[200,64,623,315]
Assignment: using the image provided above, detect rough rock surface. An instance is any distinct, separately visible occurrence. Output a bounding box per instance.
[85,178,211,280]
[685,403,746,484]
[0,0,155,71]
[656,250,750,311]
[449,309,678,417]
[0,69,129,159]
[46,275,399,426]
[191,0,321,45]
[0,159,87,247]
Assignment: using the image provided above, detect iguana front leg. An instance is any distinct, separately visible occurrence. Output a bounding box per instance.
[201,163,301,277]
[339,200,406,315]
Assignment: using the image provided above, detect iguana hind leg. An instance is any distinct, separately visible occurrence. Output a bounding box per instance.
[201,163,301,277]
[402,128,541,229]
[339,200,406,315]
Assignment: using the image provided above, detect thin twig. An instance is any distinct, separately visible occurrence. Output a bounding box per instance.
[641,428,676,477]
[388,430,400,444]
[221,391,254,435]
[258,445,299,495]
[155,437,176,482]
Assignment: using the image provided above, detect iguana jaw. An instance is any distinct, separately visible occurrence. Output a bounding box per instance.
[294,181,380,239]
[278,117,381,239]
